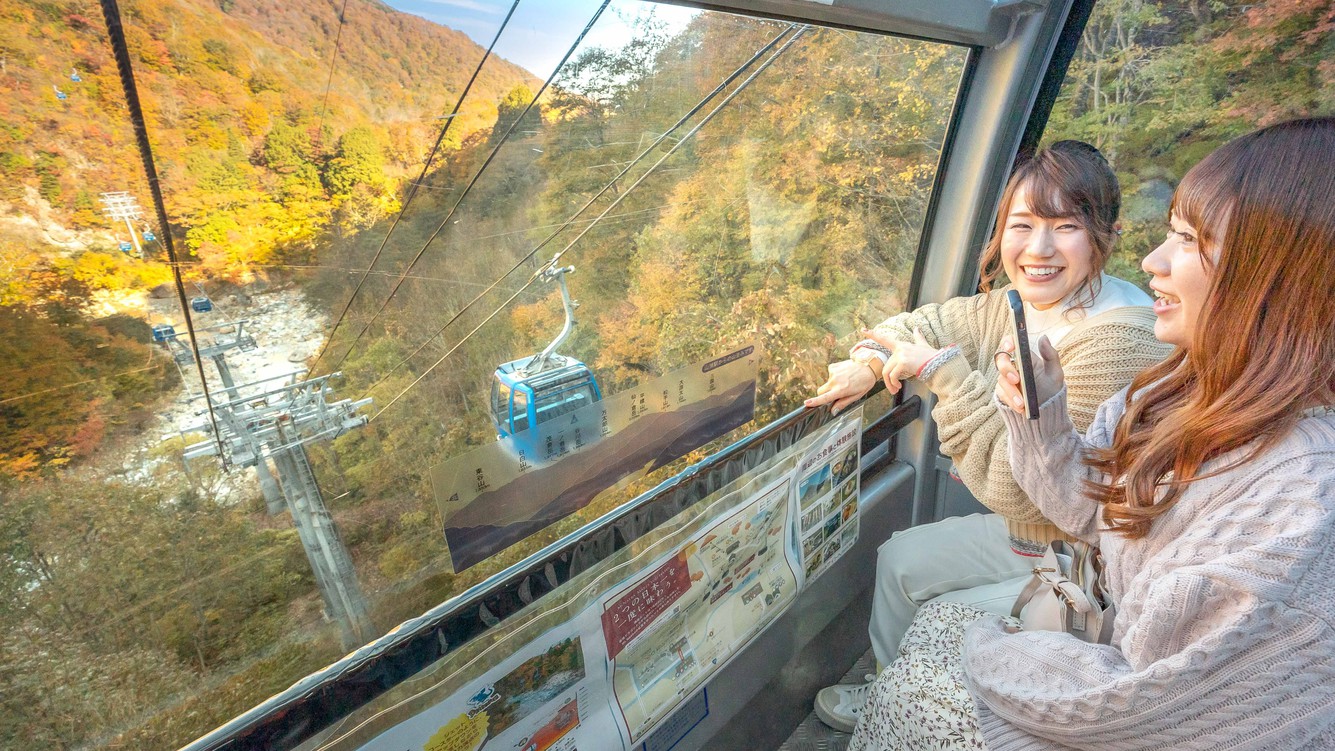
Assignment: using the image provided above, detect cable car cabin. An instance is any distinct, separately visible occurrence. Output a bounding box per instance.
[190,295,213,312]
[491,355,602,450]
[49,0,1325,749]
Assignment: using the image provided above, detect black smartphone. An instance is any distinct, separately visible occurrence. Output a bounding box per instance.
[1005,289,1040,420]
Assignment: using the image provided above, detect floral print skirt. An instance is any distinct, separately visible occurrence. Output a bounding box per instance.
[848,601,1006,751]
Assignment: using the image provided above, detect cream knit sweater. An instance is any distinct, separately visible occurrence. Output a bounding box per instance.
[869,287,1171,554]
[965,387,1335,749]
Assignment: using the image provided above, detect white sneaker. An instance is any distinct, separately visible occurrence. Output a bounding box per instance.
[813,674,875,733]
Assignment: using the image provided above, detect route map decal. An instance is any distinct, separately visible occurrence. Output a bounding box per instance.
[431,344,759,572]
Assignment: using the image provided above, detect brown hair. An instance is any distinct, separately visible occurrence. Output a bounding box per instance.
[978,140,1121,310]
[1085,117,1335,538]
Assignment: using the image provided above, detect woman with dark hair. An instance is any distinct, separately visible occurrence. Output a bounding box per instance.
[852,117,1335,749]
[808,141,1172,732]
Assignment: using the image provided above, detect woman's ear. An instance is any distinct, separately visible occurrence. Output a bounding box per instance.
[1113,221,1123,236]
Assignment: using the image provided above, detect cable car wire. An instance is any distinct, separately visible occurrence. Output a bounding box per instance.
[97,0,225,460]
[354,24,800,402]
[368,27,810,419]
[0,361,165,406]
[311,0,523,372]
[312,0,352,153]
[318,0,614,376]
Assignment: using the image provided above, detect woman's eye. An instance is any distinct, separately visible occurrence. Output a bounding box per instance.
[1057,223,1081,231]
[1009,223,1031,230]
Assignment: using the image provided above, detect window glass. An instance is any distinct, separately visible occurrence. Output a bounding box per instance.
[511,387,531,434]
[0,1,966,747]
[1041,0,1333,286]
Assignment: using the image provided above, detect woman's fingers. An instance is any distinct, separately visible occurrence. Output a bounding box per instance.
[1037,335,1059,368]
[806,360,876,409]
[805,387,838,407]
[832,394,860,415]
[993,336,1026,413]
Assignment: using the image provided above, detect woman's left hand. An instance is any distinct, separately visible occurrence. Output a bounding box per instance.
[994,334,1065,413]
[860,327,941,395]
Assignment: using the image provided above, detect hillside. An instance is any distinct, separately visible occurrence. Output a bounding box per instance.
[0,0,535,248]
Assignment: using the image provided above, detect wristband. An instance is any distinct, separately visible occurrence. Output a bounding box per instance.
[851,339,892,364]
[916,344,960,380]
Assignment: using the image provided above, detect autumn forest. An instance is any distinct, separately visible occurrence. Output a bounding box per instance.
[0,0,1330,747]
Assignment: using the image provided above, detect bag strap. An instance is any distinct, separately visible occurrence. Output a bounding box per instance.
[1011,572,1047,619]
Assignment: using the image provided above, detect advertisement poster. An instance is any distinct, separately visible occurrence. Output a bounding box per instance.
[431,345,759,571]
[599,473,799,741]
[345,610,620,751]
[793,407,862,581]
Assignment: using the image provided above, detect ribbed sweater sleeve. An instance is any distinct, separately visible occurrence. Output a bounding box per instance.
[995,387,1120,541]
[870,292,1170,539]
[971,394,1335,750]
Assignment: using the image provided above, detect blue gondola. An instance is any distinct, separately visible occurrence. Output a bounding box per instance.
[142,229,156,242]
[190,296,213,313]
[54,85,67,101]
[71,69,81,82]
[490,258,602,457]
[151,324,176,342]
[118,241,133,253]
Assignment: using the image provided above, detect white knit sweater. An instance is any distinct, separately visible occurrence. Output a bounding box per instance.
[963,387,1335,749]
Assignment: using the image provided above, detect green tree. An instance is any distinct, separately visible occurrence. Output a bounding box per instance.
[491,84,541,144]
[323,126,387,196]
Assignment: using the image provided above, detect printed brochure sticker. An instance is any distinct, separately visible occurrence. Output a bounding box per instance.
[600,473,799,741]
[793,407,862,581]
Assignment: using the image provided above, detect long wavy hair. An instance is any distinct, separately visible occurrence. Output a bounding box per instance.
[1085,117,1335,538]
[978,140,1121,311]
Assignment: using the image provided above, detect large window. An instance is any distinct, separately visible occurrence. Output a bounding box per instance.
[1040,0,1333,286]
[0,1,968,747]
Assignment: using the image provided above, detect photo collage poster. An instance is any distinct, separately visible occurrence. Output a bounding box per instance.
[793,406,862,582]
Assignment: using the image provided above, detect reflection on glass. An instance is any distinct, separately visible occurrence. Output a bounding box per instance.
[0,1,966,747]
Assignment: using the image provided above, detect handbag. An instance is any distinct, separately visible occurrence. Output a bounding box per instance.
[1010,539,1115,644]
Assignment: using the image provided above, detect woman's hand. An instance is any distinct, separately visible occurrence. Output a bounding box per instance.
[994,334,1065,414]
[861,327,941,395]
[805,359,878,416]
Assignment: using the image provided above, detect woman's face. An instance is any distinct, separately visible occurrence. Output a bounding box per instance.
[1141,212,1215,349]
[1000,185,1096,310]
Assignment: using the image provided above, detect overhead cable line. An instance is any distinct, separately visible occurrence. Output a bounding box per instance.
[368,266,544,420]
[310,0,523,372]
[320,0,614,376]
[312,0,353,153]
[369,26,811,419]
[98,0,224,458]
[354,24,801,402]
[0,362,165,406]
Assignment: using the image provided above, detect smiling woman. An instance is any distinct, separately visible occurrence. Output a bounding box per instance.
[808,140,1174,733]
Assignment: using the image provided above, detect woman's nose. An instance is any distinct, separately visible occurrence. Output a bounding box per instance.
[1025,227,1056,258]
[1143,238,1171,276]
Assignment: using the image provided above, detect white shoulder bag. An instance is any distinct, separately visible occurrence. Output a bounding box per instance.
[1010,539,1115,644]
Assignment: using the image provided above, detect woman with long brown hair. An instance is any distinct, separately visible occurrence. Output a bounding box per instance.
[808,142,1171,733]
[850,116,1335,749]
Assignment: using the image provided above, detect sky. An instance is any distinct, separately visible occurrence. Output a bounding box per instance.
[383,0,698,79]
